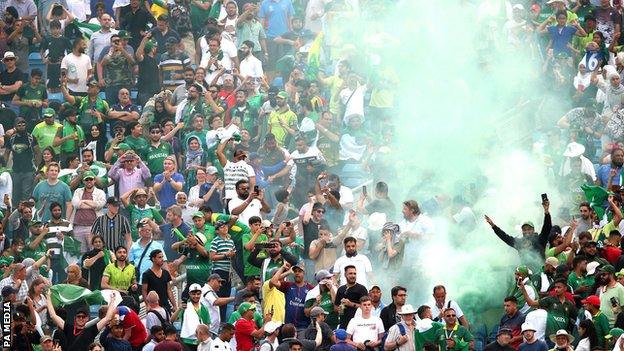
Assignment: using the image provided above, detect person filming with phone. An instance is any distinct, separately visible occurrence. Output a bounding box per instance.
[485,194,553,270]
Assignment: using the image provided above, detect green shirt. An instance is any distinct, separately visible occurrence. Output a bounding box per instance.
[102,262,136,290]
[435,324,473,351]
[32,121,62,153]
[126,204,164,240]
[58,121,85,154]
[124,135,150,158]
[180,239,212,286]
[73,95,110,132]
[143,142,174,175]
[242,233,268,277]
[538,296,577,335]
[567,271,595,299]
[304,290,339,329]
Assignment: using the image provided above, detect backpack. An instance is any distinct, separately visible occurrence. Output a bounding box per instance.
[147,309,173,330]
[252,339,274,351]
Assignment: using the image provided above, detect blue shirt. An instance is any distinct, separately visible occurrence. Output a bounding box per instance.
[159,222,191,261]
[258,0,294,38]
[199,182,224,213]
[548,25,577,56]
[128,240,166,284]
[596,164,623,187]
[154,172,185,209]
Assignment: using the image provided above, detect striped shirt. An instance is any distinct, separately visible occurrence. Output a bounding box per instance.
[90,213,132,251]
[210,235,235,272]
[158,52,191,91]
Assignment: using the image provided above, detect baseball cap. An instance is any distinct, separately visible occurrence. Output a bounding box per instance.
[208,273,225,282]
[315,270,333,282]
[521,221,535,229]
[238,302,256,314]
[1,285,16,297]
[82,171,96,180]
[189,283,202,292]
[113,143,131,151]
[587,261,600,275]
[106,197,120,206]
[335,329,348,341]
[581,295,601,307]
[206,166,218,175]
[310,306,329,318]
[264,320,282,334]
[192,211,205,219]
[276,91,289,99]
[43,108,55,117]
[545,257,559,268]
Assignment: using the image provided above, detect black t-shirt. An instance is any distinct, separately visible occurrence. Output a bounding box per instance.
[137,54,160,94]
[5,132,35,172]
[334,283,368,329]
[81,249,107,290]
[0,67,24,101]
[302,219,329,259]
[64,323,99,351]
[142,268,172,309]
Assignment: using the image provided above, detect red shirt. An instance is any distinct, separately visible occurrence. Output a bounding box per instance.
[122,309,148,347]
[235,318,257,351]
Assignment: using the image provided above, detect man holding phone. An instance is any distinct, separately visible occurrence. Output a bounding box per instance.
[485,194,552,270]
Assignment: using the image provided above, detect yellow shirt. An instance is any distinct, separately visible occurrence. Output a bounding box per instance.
[268,109,297,147]
[261,281,285,323]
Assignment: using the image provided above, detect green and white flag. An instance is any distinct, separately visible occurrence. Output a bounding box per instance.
[49,284,105,307]
[71,20,101,39]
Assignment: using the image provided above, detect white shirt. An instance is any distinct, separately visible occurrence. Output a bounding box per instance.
[228,197,263,226]
[65,0,90,22]
[333,253,373,287]
[346,315,385,343]
[428,299,465,321]
[201,284,221,335]
[210,337,231,351]
[240,55,264,80]
[223,160,255,200]
[61,53,92,93]
[0,171,12,210]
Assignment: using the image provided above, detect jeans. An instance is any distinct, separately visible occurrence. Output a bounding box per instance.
[12,171,34,205]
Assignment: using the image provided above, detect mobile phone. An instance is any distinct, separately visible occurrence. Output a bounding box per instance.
[541,193,548,203]
[362,186,367,197]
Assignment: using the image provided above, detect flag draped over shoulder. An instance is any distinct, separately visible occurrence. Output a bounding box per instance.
[305,32,324,81]
[49,284,105,307]
[581,184,609,219]
[71,20,101,39]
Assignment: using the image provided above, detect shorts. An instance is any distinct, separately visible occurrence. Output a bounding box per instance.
[47,63,61,88]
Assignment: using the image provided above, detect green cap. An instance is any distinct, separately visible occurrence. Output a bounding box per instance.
[118,30,132,39]
[276,91,289,100]
[515,265,532,276]
[237,302,256,314]
[42,108,55,117]
[192,211,205,219]
[113,143,131,151]
[607,328,624,339]
[28,220,42,227]
[82,170,96,180]
[602,264,616,274]
[145,39,156,52]
[521,221,535,229]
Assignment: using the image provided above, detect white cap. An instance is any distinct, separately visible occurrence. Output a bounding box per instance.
[587,261,600,275]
